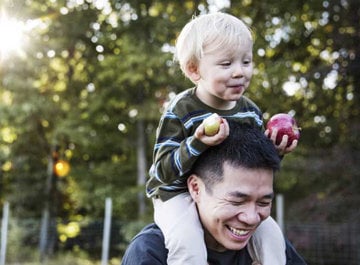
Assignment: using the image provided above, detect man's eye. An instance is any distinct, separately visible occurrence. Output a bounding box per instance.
[229,201,244,206]
[257,201,271,207]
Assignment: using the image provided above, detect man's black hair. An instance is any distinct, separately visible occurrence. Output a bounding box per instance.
[192,121,281,192]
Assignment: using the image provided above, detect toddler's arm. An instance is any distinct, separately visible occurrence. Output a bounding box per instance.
[151,115,229,185]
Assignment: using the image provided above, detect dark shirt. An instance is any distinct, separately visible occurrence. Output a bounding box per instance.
[121,223,307,265]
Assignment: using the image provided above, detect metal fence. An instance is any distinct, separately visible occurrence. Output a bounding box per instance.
[286,223,360,265]
[1,216,359,264]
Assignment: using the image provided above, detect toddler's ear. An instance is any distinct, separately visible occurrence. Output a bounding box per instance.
[185,62,201,82]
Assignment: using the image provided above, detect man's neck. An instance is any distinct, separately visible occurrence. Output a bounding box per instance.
[204,230,228,252]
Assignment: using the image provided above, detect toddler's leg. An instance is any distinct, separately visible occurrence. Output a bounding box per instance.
[247,216,286,265]
[153,193,208,265]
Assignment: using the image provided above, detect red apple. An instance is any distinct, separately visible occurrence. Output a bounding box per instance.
[266,113,300,147]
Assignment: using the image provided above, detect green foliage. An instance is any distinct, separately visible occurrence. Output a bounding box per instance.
[0,0,359,260]
[6,219,39,262]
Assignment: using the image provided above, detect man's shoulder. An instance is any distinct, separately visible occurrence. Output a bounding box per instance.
[285,239,308,265]
[133,223,163,239]
[121,224,307,265]
[121,224,167,265]
[124,223,165,249]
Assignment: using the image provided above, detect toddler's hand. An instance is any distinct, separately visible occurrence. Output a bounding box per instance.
[265,128,298,156]
[195,117,229,146]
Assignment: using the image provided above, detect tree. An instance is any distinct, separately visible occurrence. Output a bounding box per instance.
[0,0,359,260]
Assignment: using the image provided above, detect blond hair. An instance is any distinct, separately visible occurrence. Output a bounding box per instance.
[175,12,253,77]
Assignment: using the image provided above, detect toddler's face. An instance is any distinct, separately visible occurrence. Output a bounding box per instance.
[195,40,253,109]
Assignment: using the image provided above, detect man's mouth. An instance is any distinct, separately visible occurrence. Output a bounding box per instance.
[228,226,249,237]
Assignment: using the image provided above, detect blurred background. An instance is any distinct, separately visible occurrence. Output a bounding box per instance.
[0,0,359,264]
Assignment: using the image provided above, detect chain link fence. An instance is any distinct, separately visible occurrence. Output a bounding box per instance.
[1,216,359,264]
[286,223,360,265]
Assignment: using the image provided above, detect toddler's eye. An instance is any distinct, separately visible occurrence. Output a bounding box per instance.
[220,61,231,66]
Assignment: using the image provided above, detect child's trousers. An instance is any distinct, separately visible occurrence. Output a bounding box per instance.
[153,193,208,265]
[153,192,286,265]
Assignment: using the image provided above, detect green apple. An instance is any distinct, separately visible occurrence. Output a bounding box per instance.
[203,113,221,136]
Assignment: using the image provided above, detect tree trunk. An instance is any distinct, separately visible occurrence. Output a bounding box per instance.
[136,119,147,217]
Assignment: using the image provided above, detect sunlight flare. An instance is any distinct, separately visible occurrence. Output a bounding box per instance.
[0,10,25,60]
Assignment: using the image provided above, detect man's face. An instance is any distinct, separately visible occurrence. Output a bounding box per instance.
[192,162,274,252]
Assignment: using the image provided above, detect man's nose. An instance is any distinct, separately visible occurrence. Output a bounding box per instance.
[237,206,261,225]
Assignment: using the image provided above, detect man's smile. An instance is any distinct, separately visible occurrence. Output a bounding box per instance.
[227,225,251,237]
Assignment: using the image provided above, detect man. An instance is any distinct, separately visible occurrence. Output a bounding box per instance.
[121,122,307,265]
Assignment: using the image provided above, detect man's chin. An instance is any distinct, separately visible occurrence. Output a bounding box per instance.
[223,240,249,251]
[208,237,250,252]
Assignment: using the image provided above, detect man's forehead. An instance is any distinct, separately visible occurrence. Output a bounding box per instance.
[226,190,274,200]
[218,164,274,191]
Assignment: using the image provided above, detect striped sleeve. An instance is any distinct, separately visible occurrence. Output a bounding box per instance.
[150,109,208,185]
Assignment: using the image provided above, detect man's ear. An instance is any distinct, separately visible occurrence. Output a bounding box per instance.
[187,174,202,202]
[185,62,201,82]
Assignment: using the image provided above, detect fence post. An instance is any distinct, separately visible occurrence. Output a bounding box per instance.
[101,198,112,265]
[0,202,9,265]
[39,208,50,262]
[276,194,284,233]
